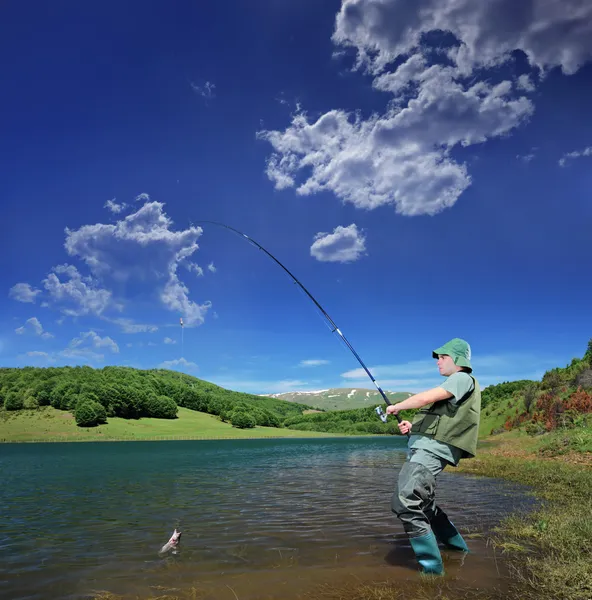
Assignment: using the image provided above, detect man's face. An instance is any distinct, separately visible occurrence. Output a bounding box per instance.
[436,354,457,377]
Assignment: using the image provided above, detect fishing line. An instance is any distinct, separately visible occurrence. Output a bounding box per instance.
[195,220,405,429]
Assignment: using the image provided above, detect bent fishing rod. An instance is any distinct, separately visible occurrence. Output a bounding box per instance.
[196,220,407,432]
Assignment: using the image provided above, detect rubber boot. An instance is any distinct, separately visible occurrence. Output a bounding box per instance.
[431,513,469,552]
[409,531,444,575]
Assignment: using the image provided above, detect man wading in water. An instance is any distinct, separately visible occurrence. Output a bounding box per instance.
[386,338,481,575]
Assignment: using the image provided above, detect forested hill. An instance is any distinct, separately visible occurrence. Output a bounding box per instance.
[0,366,316,429]
[0,365,405,435]
[3,336,590,439]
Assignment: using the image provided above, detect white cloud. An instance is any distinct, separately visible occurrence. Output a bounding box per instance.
[9,283,41,303]
[516,74,535,93]
[207,262,217,273]
[341,360,437,380]
[27,351,50,358]
[20,351,56,364]
[134,193,150,202]
[310,224,366,262]
[164,337,177,345]
[69,330,119,353]
[559,146,592,167]
[340,352,560,392]
[517,152,536,163]
[210,377,311,395]
[63,200,211,327]
[158,357,198,372]
[104,198,128,214]
[258,0,592,216]
[104,317,158,334]
[42,264,113,317]
[190,81,216,101]
[14,317,54,339]
[186,262,204,276]
[299,359,330,367]
[332,0,592,76]
[60,330,119,362]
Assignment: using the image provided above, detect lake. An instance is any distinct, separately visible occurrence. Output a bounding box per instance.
[0,437,535,600]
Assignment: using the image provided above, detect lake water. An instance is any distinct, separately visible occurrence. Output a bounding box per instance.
[0,437,535,600]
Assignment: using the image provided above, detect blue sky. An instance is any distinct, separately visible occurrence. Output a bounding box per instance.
[1,0,591,395]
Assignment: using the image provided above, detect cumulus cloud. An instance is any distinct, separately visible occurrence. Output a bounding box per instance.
[559,146,592,167]
[61,330,119,362]
[63,200,211,326]
[14,317,54,339]
[164,337,177,344]
[310,224,366,262]
[207,262,217,273]
[9,283,41,303]
[258,0,592,216]
[332,0,592,76]
[43,264,113,317]
[104,198,128,214]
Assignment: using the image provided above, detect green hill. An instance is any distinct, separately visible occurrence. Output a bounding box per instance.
[0,365,319,438]
[2,336,591,444]
[263,387,413,411]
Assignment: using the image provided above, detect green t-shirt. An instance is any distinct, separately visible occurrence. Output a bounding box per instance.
[408,371,475,466]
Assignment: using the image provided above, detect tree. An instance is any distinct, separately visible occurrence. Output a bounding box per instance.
[4,392,23,411]
[75,401,107,427]
[145,395,178,419]
[230,410,256,429]
[523,383,539,413]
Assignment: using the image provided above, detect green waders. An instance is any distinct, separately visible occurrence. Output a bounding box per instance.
[391,449,469,575]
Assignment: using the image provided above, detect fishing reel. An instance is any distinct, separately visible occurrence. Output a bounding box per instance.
[375,405,388,423]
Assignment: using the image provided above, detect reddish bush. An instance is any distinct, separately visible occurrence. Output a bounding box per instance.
[564,388,592,413]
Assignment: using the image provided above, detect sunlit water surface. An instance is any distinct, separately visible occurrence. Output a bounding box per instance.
[0,438,536,599]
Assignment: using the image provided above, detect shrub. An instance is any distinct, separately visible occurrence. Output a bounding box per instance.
[525,422,546,437]
[4,392,23,411]
[145,395,178,419]
[75,401,107,427]
[230,411,256,429]
[23,395,39,410]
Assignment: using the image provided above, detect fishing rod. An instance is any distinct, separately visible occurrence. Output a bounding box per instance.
[195,220,406,432]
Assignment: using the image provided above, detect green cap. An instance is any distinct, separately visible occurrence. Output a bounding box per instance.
[432,338,472,370]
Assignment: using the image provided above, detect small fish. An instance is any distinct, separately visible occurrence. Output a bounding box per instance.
[159,528,182,555]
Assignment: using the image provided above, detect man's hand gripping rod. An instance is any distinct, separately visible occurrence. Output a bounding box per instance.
[373,391,410,439]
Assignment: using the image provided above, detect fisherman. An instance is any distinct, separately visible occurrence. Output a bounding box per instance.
[386,338,480,575]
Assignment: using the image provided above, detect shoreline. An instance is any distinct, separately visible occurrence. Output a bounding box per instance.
[0,432,382,444]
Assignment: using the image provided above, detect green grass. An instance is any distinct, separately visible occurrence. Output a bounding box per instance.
[0,406,341,442]
[454,437,592,600]
[479,395,518,436]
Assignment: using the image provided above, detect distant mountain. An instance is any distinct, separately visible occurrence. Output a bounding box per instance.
[260,387,414,411]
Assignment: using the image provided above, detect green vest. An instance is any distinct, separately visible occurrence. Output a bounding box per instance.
[410,375,481,459]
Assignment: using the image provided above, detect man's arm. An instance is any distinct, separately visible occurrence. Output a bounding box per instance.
[386,387,453,415]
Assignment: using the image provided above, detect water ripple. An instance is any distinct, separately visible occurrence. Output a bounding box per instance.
[0,438,535,599]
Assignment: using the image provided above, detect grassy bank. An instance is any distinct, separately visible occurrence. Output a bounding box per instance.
[0,406,341,442]
[454,432,592,600]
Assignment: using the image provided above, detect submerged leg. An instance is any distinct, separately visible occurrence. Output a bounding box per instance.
[429,508,469,552]
[391,461,444,575]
